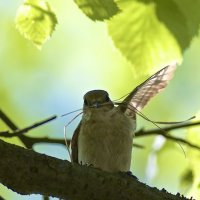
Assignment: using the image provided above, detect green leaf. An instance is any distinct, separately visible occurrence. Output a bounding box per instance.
[140,0,200,50]
[184,113,200,199]
[74,0,120,21]
[15,0,57,49]
[108,1,182,76]
[180,169,193,193]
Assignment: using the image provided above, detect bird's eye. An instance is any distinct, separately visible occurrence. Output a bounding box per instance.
[84,99,88,106]
[105,95,110,102]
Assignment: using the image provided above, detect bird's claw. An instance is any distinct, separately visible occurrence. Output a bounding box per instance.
[120,171,138,180]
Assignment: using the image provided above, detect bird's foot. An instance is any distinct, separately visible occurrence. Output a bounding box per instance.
[86,163,94,167]
[80,161,93,167]
[120,171,138,180]
[126,171,138,180]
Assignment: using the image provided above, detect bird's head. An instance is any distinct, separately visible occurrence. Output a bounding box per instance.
[83,90,114,110]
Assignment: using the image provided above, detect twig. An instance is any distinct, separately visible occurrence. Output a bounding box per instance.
[0,109,18,130]
[0,131,9,134]
[135,121,200,137]
[134,121,200,151]
[19,135,70,147]
[0,115,57,137]
[0,109,59,148]
[133,143,144,148]
[0,195,5,200]
[160,133,200,151]
[1,109,200,151]
[0,109,31,148]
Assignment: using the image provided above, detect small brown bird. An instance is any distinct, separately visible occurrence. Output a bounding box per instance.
[71,62,177,172]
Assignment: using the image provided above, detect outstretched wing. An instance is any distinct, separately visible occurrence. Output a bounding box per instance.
[120,62,177,117]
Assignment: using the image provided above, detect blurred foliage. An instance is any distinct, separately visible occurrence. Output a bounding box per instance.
[108,1,182,76]
[180,113,200,199]
[74,0,120,21]
[1,0,200,199]
[180,169,194,194]
[15,0,200,75]
[16,0,57,49]
[140,0,200,50]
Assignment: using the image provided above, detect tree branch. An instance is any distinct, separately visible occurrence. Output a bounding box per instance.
[0,139,190,200]
[0,110,70,148]
[0,110,199,199]
[134,121,200,150]
[0,109,18,131]
[160,133,200,150]
[1,109,200,151]
[0,195,5,200]
[0,109,36,148]
[12,115,57,137]
[0,113,57,137]
[135,121,200,137]
[18,135,67,147]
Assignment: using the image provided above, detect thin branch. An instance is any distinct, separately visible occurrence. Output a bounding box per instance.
[1,109,200,151]
[15,115,57,136]
[0,109,33,148]
[0,195,5,200]
[0,131,9,134]
[0,115,57,137]
[0,109,18,130]
[134,121,200,151]
[0,132,70,148]
[135,121,200,137]
[20,135,70,147]
[0,109,60,148]
[160,133,200,151]
[133,143,144,148]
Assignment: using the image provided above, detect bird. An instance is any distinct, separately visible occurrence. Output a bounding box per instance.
[71,62,177,172]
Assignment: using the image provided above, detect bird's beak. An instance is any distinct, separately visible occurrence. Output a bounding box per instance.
[93,102,100,108]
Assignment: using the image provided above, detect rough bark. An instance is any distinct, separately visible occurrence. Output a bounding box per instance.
[0,139,190,200]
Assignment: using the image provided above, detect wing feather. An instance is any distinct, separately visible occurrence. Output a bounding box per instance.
[120,62,177,116]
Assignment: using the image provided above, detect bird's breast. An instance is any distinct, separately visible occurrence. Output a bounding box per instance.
[78,108,136,172]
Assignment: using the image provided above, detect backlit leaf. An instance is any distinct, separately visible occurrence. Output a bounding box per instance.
[74,0,120,21]
[141,0,200,50]
[15,0,57,49]
[183,112,200,199]
[108,1,182,76]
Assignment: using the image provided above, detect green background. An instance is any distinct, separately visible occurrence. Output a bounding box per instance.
[1,0,200,199]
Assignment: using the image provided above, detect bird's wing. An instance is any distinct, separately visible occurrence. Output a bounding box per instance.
[71,122,81,163]
[119,62,177,117]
